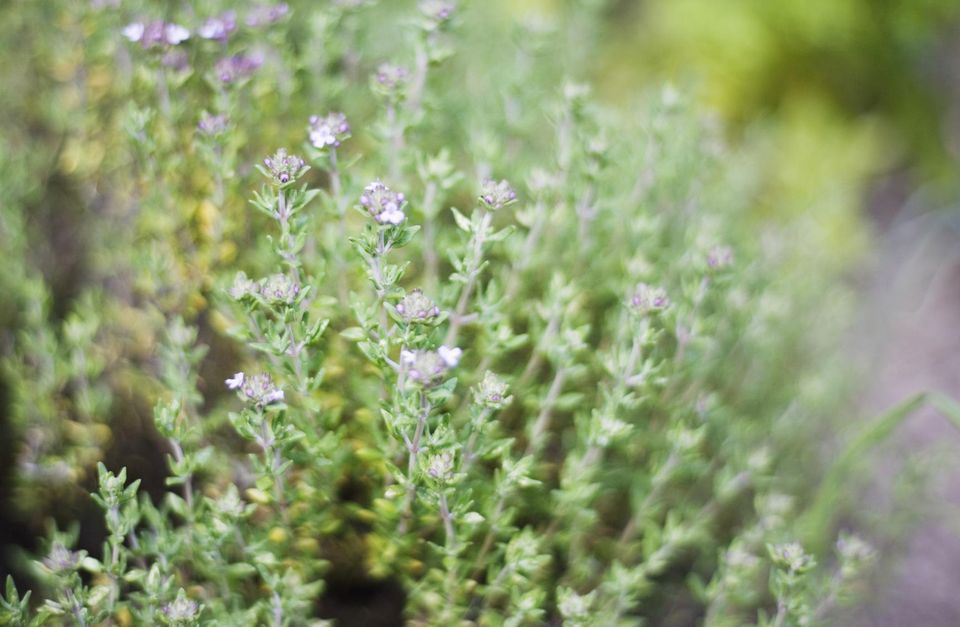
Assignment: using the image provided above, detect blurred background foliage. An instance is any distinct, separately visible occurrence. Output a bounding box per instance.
[514,0,960,269]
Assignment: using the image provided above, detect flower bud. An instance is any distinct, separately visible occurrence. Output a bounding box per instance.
[707,245,734,270]
[259,273,300,306]
[425,451,454,482]
[474,371,510,409]
[263,148,306,185]
[478,178,517,211]
[372,63,410,101]
[396,289,441,323]
[768,542,815,574]
[629,283,670,314]
[162,589,200,624]
[43,543,82,575]
[226,372,285,407]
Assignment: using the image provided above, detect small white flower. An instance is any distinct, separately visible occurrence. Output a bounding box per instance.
[400,349,417,365]
[307,112,350,149]
[198,23,218,39]
[225,372,245,389]
[378,208,405,225]
[438,345,462,367]
[311,127,335,147]
[264,389,285,404]
[122,22,145,42]
[164,23,190,45]
[360,180,406,224]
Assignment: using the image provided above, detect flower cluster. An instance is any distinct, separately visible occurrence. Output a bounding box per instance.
[707,245,735,269]
[229,272,258,301]
[308,112,351,149]
[769,542,816,574]
[629,282,670,314]
[262,148,306,185]
[215,52,263,83]
[474,371,511,409]
[229,272,300,306]
[225,372,285,407]
[259,273,301,305]
[836,534,876,577]
[478,178,517,211]
[372,63,410,100]
[396,289,441,323]
[197,112,229,136]
[198,12,238,42]
[42,543,82,575]
[420,0,456,28]
[161,590,200,624]
[426,451,455,482]
[558,588,594,623]
[401,345,462,386]
[360,180,406,225]
[122,21,190,49]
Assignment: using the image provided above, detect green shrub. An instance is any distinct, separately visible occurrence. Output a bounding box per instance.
[0,1,873,625]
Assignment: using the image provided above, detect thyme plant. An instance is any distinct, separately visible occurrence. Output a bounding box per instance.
[0,1,882,625]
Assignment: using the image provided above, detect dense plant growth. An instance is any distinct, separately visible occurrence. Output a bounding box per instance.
[0,1,878,625]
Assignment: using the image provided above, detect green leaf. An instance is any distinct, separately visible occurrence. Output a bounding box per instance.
[226,563,257,579]
[450,207,471,232]
[340,326,367,341]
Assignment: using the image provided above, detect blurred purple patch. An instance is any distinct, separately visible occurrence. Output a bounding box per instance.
[245,3,290,28]
[215,53,263,83]
[198,12,238,43]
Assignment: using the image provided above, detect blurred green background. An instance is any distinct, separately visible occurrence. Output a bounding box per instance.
[529,0,960,267]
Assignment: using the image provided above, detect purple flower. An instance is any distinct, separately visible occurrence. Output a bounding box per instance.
[43,543,82,574]
[162,590,200,622]
[707,245,734,270]
[197,112,229,136]
[262,148,306,185]
[395,289,441,323]
[226,372,285,407]
[161,49,190,71]
[474,371,511,409]
[245,3,290,27]
[372,63,409,100]
[308,112,351,149]
[123,20,190,49]
[426,451,454,482]
[198,11,237,42]
[629,283,670,314]
[259,273,300,306]
[420,0,456,28]
[478,179,517,211]
[402,346,462,386]
[215,52,263,83]
[360,180,406,225]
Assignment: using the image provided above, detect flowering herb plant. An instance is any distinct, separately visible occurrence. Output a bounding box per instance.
[0,1,889,625]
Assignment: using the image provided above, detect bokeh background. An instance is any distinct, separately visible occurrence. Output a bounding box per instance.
[582,2,960,623]
[3,0,960,624]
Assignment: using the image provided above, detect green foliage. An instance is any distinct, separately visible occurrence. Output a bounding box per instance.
[0,0,895,625]
[594,0,960,268]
